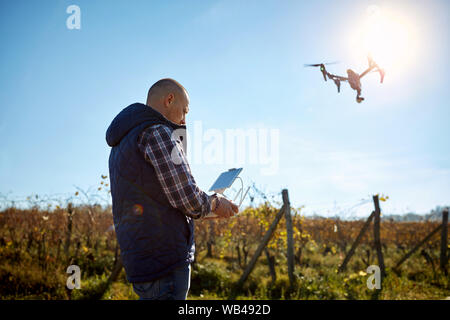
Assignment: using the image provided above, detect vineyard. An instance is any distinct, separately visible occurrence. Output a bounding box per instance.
[0,186,449,300]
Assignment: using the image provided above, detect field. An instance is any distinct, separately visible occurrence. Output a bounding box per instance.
[0,201,448,300]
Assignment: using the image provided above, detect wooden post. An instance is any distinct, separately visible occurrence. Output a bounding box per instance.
[440,208,448,274]
[206,220,215,258]
[91,255,123,300]
[107,255,123,286]
[335,218,347,255]
[233,204,286,293]
[373,195,386,278]
[283,189,295,287]
[338,211,374,272]
[264,248,277,283]
[394,223,443,271]
[64,203,74,259]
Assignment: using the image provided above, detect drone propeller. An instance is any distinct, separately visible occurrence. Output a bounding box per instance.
[304,61,339,67]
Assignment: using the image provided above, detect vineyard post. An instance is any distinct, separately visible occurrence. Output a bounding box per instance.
[440,208,449,274]
[231,203,286,297]
[207,220,215,258]
[338,211,374,272]
[283,189,295,287]
[92,254,123,300]
[64,202,74,259]
[264,248,277,283]
[373,195,386,279]
[335,218,347,254]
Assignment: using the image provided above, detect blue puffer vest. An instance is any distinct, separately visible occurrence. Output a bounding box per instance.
[106,103,195,283]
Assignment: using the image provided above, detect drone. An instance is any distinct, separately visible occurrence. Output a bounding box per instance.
[305,55,385,103]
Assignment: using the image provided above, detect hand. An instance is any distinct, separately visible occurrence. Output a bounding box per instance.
[212,194,239,219]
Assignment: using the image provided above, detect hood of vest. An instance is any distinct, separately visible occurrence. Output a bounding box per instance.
[106,103,186,147]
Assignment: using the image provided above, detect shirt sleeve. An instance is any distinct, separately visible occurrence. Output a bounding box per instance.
[137,124,212,219]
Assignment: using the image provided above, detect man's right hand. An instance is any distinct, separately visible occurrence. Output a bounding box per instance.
[212,195,239,219]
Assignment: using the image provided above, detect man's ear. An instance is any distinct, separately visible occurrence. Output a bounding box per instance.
[164,93,175,107]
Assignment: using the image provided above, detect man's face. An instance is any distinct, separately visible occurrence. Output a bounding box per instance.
[166,90,189,125]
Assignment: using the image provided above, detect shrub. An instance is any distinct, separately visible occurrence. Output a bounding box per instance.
[190,261,232,296]
[0,263,66,299]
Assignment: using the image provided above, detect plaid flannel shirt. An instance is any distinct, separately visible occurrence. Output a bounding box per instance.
[137,124,212,219]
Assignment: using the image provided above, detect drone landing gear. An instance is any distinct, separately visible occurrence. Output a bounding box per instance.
[356,89,365,103]
[333,79,341,93]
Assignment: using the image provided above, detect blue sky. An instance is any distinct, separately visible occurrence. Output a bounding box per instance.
[1,0,449,216]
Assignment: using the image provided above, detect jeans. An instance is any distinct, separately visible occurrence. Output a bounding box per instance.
[132,263,191,300]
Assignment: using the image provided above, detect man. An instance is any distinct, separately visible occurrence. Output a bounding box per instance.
[106,78,238,300]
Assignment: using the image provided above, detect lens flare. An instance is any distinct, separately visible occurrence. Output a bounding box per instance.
[132,204,144,215]
[349,5,419,81]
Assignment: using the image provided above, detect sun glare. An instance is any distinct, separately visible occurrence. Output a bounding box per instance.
[350,5,419,80]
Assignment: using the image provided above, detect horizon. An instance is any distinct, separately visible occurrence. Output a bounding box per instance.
[1,0,449,217]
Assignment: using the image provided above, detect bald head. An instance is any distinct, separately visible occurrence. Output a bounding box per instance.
[146,78,190,125]
[147,78,187,104]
